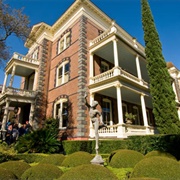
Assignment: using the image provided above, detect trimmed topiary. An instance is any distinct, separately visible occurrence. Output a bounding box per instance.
[61,151,93,167]
[130,178,160,180]
[0,160,31,179]
[39,154,65,166]
[108,149,144,168]
[0,167,17,180]
[21,163,63,180]
[131,156,180,180]
[14,153,48,163]
[144,150,176,160]
[58,164,118,180]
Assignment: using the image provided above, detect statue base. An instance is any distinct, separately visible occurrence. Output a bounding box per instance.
[91,154,104,166]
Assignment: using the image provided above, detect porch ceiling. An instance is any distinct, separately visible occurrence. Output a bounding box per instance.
[96,86,152,108]
[8,66,35,77]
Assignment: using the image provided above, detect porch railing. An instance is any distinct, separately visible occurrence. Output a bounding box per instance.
[98,124,155,137]
[90,67,148,87]
[4,87,37,98]
[7,52,39,66]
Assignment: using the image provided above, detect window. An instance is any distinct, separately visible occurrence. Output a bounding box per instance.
[56,61,70,86]
[102,99,112,125]
[54,99,68,129]
[132,106,140,125]
[122,103,128,123]
[101,61,109,73]
[57,32,70,54]
[32,48,39,59]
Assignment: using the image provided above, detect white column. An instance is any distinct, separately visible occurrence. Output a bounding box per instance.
[116,83,125,138]
[9,65,16,87]
[29,103,35,126]
[33,70,38,91]
[113,39,119,67]
[141,94,148,127]
[116,83,123,124]
[89,93,95,138]
[2,73,8,93]
[1,100,10,130]
[135,55,142,80]
[89,53,94,84]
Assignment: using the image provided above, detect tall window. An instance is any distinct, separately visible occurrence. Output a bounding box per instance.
[56,61,70,86]
[132,106,140,125]
[101,61,109,73]
[102,99,112,125]
[54,99,68,129]
[122,103,128,123]
[57,32,71,54]
[32,48,39,59]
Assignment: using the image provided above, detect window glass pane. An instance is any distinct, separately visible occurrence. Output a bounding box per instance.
[65,63,69,73]
[102,101,110,125]
[62,102,68,127]
[58,67,63,77]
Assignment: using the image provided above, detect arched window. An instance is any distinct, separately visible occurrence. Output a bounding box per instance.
[56,60,70,86]
[54,98,68,129]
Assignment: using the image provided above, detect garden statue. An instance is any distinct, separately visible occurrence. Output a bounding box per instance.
[84,92,106,165]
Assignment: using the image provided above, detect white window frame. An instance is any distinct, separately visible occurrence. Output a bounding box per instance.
[56,61,69,86]
[32,48,38,59]
[54,98,68,129]
[133,106,140,125]
[58,32,70,54]
[102,98,113,125]
[122,103,128,122]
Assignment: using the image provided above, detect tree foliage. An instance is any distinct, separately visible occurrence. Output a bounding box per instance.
[141,0,180,134]
[0,0,30,65]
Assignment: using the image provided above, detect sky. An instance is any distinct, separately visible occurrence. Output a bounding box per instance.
[0,0,180,88]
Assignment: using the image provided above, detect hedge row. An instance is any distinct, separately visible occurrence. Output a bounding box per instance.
[62,134,180,160]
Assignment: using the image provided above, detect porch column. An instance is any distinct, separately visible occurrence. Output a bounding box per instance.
[33,70,38,91]
[1,100,10,130]
[140,93,148,126]
[89,92,95,138]
[9,65,16,87]
[2,73,8,93]
[89,53,94,84]
[113,39,119,67]
[135,55,142,82]
[116,83,123,124]
[115,83,125,138]
[29,103,35,126]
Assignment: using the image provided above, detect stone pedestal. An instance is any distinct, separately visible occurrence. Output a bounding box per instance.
[91,154,104,166]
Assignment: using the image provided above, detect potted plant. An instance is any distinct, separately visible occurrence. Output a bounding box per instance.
[125,112,136,124]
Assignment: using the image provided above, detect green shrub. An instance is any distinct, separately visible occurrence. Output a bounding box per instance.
[128,134,180,160]
[144,150,176,160]
[0,160,31,179]
[21,163,63,180]
[15,128,62,153]
[14,153,48,163]
[108,149,144,168]
[39,154,65,166]
[0,142,17,163]
[0,167,17,180]
[62,140,128,155]
[61,151,93,167]
[58,164,118,180]
[129,178,160,180]
[131,156,180,180]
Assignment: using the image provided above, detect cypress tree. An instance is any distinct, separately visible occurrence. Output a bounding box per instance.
[141,0,180,134]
